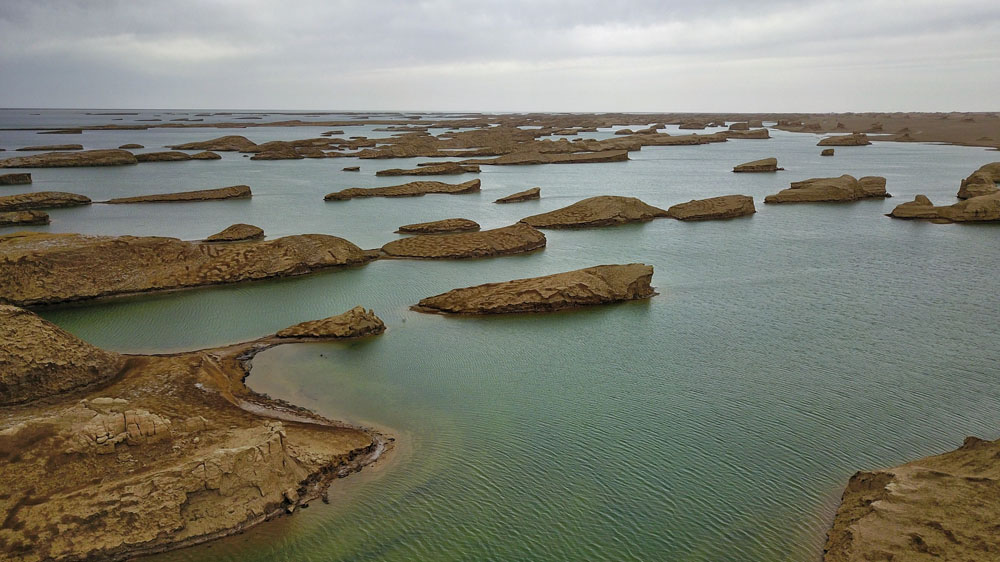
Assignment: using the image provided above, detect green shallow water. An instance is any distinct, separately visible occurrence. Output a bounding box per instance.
[4,110,1000,561]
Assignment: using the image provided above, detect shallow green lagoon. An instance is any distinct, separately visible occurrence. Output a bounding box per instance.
[4,110,999,560]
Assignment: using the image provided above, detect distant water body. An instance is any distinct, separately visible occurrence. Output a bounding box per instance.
[3,109,998,561]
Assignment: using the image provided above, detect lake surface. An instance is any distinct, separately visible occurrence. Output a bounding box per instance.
[3,110,999,561]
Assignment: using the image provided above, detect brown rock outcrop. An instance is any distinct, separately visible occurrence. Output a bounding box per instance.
[414,263,655,314]
[495,187,541,203]
[817,133,871,146]
[118,143,144,149]
[666,195,756,221]
[821,148,835,156]
[0,305,385,560]
[733,157,782,172]
[0,191,91,211]
[276,306,386,338]
[0,149,138,168]
[167,135,258,151]
[105,185,251,204]
[764,175,889,203]
[957,162,1000,199]
[250,143,304,160]
[381,223,545,259]
[325,179,480,201]
[0,231,372,306]
[679,121,707,130]
[887,192,1000,222]
[0,210,49,227]
[205,223,264,242]
[0,305,125,404]
[722,128,771,139]
[520,196,668,228]
[191,151,222,160]
[461,150,629,166]
[343,166,360,172]
[16,144,83,151]
[824,436,1000,562]
[396,218,480,234]
[0,173,32,185]
[728,122,750,131]
[375,162,480,176]
[135,151,192,162]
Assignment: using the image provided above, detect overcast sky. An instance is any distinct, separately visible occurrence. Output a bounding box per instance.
[1,0,998,111]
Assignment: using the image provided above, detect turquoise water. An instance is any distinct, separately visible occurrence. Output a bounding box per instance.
[3,110,1000,560]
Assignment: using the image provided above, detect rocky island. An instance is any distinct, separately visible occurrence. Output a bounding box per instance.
[205,223,265,241]
[395,218,480,234]
[666,195,756,220]
[732,157,782,172]
[0,191,91,211]
[520,196,668,228]
[495,187,541,203]
[764,175,889,203]
[413,263,655,314]
[380,223,545,259]
[887,192,1000,222]
[957,162,1000,199]
[0,304,387,560]
[0,210,49,227]
[104,184,252,204]
[0,149,138,168]
[325,179,481,201]
[0,173,31,185]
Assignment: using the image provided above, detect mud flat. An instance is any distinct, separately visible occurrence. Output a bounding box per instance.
[0,231,373,306]
[104,185,252,204]
[325,179,480,201]
[520,196,668,228]
[413,263,655,314]
[380,223,545,259]
[0,304,388,560]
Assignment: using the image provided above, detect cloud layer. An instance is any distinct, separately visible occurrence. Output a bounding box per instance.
[1,0,998,111]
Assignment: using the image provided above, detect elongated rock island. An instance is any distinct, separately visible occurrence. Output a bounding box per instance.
[414,263,655,314]
[957,161,1000,199]
[0,210,49,226]
[381,223,545,259]
[0,304,387,560]
[396,218,480,234]
[521,196,668,228]
[376,162,480,176]
[764,175,889,203]
[325,179,480,201]
[887,192,1000,222]
[205,223,265,241]
[733,157,782,172]
[104,184,251,204]
[0,191,91,211]
[0,173,31,185]
[0,231,372,306]
[0,149,138,168]
[495,187,540,203]
[666,195,756,220]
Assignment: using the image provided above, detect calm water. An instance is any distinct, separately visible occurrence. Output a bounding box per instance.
[3,110,999,561]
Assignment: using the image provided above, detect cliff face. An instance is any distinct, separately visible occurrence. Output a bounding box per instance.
[414,264,655,314]
[957,162,1000,199]
[0,306,385,562]
[0,232,372,306]
[825,436,1000,562]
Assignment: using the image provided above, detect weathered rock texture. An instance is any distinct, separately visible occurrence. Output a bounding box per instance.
[0,173,32,185]
[824,436,1000,562]
[817,133,871,146]
[0,231,372,306]
[167,135,258,152]
[396,218,480,234]
[191,151,222,160]
[325,179,480,201]
[104,185,251,204]
[520,196,668,228]
[495,187,540,203]
[666,195,756,221]
[888,192,1000,222]
[460,150,629,166]
[205,223,265,242]
[135,151,192,163]
[0,191,91,211]
[0,305,385,561]
[16,144,83,151]
[957,162,1000,199]
[764,175,889,203]
[0,149,138,168]
[414,263,655,314]
[118,144,144,149]
[733,158,782,172]
[821,148,835,156]
[722,129,771,139]
[375,162,480,176]
[0,210,49,227]
[276,306,385,338]
[381,223,545,259]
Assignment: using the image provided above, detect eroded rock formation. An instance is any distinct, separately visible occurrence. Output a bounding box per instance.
[104,185,251,204]
[733,158,782,172]
[0,210,49,227]
[276,306,386,338]
[817,133,871,146]
[520,196,668,228]
[888,192,1000,222]
[957,162,1000,199]
[167,135,258,152]
[205,223,265,242]
[0,173,31,185]
[381,223,545,259]
[325,179,480,201]
[16,144,83,151]
[396,218,480,234]
[0,149,138,168]
[666,195,756,221]
[764,175,889,203]
[135,151,192,162]
[375,162,480,176]
[0,191,91,211]
[495,187,540,203]
[414,263,655,314]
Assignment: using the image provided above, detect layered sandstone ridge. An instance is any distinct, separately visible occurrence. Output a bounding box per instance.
[764,175,889,203]
[0,231,371,306]
[888,192,1000,222]
[0,149,138,168]
[104,185,251,204]
[666,195,756,221]
[276,306,386,338]
[414,264,655,314]
[520,196,668,228]
[957,162,1000,199]
[495,187,540,203]
[381,223,545,259]
[0,191,91,211]
[824,436,1000,562]
[325,179,480,201]
[395,218,480,234]
[0,210,49,227]
[0,306,386,561]
[205,223,264,242]
[733,157,782,172]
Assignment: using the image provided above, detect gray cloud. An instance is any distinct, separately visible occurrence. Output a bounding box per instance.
[1,0,997,110]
